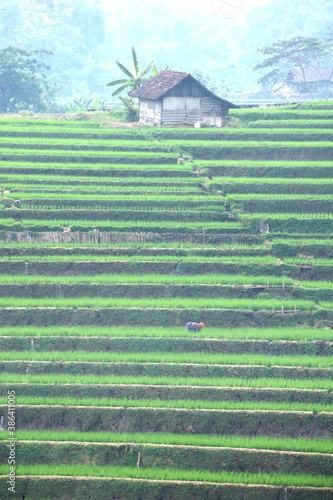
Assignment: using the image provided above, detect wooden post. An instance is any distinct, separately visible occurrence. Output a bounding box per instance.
[283,281,285,290]
[295,305,297,313]
[282,305,284,315]
[267,280,269,289]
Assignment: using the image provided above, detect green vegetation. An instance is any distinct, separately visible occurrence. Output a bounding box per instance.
[1,395,332,412]
[1,351,331,368]
[1,372,332,390]
[0,325,331,341]
[0,464,332,487]
[0,273,292,285]
[1,429,331,454]
[0,297,317,309]
[0,103,332,491]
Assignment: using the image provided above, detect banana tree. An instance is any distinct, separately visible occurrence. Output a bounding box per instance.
[107,46,154,96]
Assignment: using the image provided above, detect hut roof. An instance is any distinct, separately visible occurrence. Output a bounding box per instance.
[129,70,237,107]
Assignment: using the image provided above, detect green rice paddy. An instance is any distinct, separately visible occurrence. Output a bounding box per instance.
[0,104,332,495]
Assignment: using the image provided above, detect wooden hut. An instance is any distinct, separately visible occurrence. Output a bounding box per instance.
[129,70,237,127]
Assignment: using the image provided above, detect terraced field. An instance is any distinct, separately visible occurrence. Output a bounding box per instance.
[0,103,332,499]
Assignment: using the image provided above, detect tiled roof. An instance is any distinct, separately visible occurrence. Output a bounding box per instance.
[129,70,190,99]
[291,68,333,83]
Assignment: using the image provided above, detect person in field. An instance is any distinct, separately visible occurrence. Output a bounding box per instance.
[186,322,204,332]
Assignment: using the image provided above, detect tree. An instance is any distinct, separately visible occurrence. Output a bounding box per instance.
[254,35,333,98]
[191,69,229,97]
[0,47,58,112]
[107,46,154,96]
[0,0,108,97]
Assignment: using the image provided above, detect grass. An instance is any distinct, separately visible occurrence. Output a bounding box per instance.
[249,120,333,128]
[230,108,333,115]
[0,395,332,412]
[0,161,187,171]
[1,372,332,390]
[1,429,331,453]
[0,255,277,263]
[0,171,200,182]
[0,297,317,310]
[0,464,332,487]
[241,213,333,219]
[2,183,202,193]
[0,119,102,127]
[319,302,333,309]
[212,177,333,184]
[4,192,223,203]
[0,240,264,249]
[0,274,292,285]
[0,147,178,157]
[0,325,331,341]
[226,194,333,200]
[274,238,333,244]
[284,258,333,265]
[1,124,333,134]
[0,218,243,230]
[300,281,333,289]
[2,137,333,148]
[1,351,331,367]
[197,160,333,167]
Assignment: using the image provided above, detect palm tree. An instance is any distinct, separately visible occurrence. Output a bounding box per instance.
[107,46,154,96]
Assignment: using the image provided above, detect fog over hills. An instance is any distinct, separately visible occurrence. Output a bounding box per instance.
[0,0,332,97]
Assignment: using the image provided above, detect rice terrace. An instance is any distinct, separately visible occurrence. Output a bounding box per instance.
[0,101,333,499]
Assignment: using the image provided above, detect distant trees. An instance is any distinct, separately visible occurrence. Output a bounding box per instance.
[0,0,108,97]
[192,69,229,97]
[254,35,333,98]
[0,47,58,113]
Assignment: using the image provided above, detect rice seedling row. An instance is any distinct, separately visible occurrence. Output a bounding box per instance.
[230,108,333,119]
[1,350,331,368]
[0,282,327,302]
[0,119,103,127]
[2,382,331,408]
[2,144,333,162]
[0,209,227,224]
[2,372,333,390]
[1,394,333,414]
[1,403,331,441]
[1,334,331,357]
[0,165,196,178]
[0,219,246,235]
[0,439,331,478]
[2,305,324,328]
[198,160,333,179]
[0,244,268,257]
[1,260,329,282]
[2,428,330,453]
[1,129,333,142]
[0,147,180,157]
[0,296,320,310]
[208,178,333,195]
[249,120,333,128]
[3,359,331,382]
[282,102,333,110]
[2,325,333,341]
[1,464,332,490]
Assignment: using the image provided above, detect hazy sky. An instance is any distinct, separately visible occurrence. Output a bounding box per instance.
[102,0,271,18]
